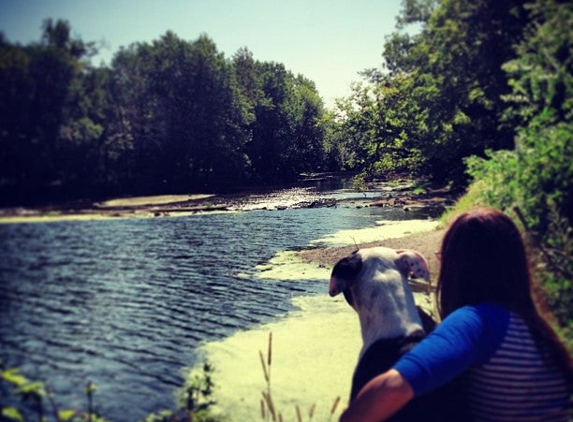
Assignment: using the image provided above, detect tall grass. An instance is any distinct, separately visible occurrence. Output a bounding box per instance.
[258,332,341,422]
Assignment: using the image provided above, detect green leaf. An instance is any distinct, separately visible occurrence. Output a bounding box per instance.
[1,369,29,387]
[1,407,24,421]
[17,381,45,396]
[58,409,77,421]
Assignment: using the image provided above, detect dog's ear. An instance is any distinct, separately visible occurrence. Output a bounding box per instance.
[396,249,430,282]
[329,251,362,297]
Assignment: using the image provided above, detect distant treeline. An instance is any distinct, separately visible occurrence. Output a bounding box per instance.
[0,20,344,204]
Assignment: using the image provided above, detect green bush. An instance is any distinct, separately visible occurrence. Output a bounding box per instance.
[464,119,573,330]
[463,0,573,332]
[465,149,519,212]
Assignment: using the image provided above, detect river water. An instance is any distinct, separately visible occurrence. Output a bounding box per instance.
[0,183,437,421]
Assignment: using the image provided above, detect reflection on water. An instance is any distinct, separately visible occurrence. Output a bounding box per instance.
[0,186,433,421]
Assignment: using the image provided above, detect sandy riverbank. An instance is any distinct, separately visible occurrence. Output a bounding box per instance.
[300,227,445,280]
[0,194,225,224]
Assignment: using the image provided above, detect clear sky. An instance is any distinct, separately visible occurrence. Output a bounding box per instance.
[0,0,404,107]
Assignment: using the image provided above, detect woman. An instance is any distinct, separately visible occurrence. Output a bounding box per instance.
[340,208,573,422]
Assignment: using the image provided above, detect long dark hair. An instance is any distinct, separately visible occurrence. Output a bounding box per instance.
[437,208,573,390]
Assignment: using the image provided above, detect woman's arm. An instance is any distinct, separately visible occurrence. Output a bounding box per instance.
[339,369,414,422]
[339,304,509,422]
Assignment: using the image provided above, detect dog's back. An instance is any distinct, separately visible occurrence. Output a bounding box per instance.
[350,330,426,402]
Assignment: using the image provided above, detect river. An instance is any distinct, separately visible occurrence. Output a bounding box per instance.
[0,182,438,421]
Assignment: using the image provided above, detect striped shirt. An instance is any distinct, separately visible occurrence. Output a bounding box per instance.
[465,313,569,421]
[394,303,570,421]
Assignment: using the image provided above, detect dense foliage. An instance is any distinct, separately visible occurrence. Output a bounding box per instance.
[0,21,329,204]
[465,0,573,335]
[332,0,528,184]
[330,0,572,334]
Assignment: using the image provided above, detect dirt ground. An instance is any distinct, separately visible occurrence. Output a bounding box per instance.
[299,228,446,280]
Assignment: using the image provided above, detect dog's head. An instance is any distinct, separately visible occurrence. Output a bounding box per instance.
[329,247,431,343]
[330,247,437,395]
[329,247,430,311]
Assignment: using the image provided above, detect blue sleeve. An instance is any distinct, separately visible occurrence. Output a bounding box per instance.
[393,303,510,396]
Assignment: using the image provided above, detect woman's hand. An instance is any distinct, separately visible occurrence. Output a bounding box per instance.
[339,369,414,422]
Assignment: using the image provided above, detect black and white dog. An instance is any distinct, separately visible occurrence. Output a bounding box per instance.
[330,247,469,421]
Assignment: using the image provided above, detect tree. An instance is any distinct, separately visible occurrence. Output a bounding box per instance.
[338,0,529,185]
[403,0,528,182]
[0,22,330,201]
[248,62,290,180]
[466,0,573,328]
[232,47,262,127]
[107,33,252,191]
[148,33,250,189]
[0,19,97,199]
[288,75,326,174]
[248,62,327,182]
[470,0,573,230]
